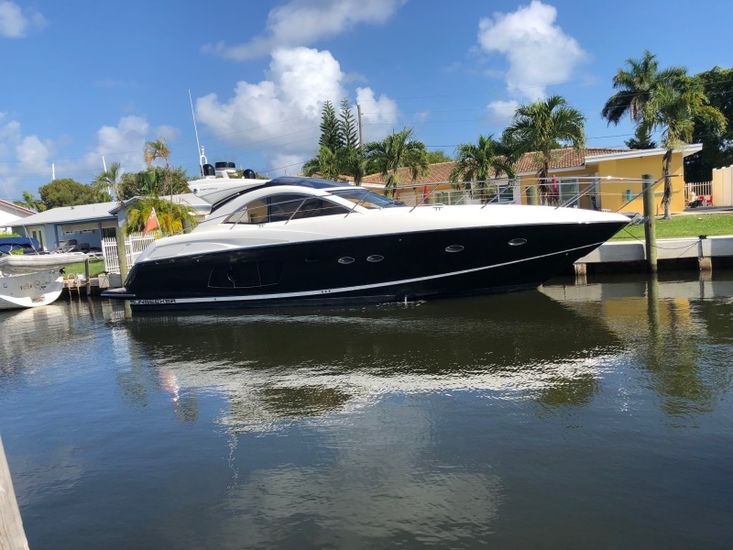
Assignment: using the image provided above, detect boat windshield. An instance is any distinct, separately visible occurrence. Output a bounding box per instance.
[328,189,404,209]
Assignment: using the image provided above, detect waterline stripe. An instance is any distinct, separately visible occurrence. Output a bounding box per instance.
[132,242,601,305]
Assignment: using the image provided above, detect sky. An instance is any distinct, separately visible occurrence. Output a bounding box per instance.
[1,0,731,199]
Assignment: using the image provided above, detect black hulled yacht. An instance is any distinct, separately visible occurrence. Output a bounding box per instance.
[103,177,628,310]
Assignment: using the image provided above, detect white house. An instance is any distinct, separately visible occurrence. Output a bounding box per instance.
[0,199,35,233]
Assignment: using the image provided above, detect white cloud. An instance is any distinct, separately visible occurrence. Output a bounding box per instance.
[196,47,397,170]
[477,0,585,100]
[269,153,308,176]
[76,116,178,175]
[486,99,519,123]
[0,114,180,198]
[204,0,402,60]
[0,117,53,197]
[16,135,51,173]
[79,115,151,173]
[0,1,45,38]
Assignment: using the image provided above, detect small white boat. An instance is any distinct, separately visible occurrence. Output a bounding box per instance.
[0,238,85,309]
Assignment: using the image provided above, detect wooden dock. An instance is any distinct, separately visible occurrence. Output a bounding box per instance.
[0,437,28,550]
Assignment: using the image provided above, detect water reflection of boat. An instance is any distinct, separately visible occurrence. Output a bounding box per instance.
[0,305,72,376]
[123,291,621,431]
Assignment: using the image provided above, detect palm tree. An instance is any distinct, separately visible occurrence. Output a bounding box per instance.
[144,139,170,168]
[14,191,45,212]
[93,162,122,201]
[302,145,341,181]
[504,95,585,203]
[364,128,429,197]
[601,51,685,143]
[649,76,726,218]
[450,134,516,201]
[144,139,172,195]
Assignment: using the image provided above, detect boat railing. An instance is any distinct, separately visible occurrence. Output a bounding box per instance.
[211,174,670,226]
[387,175,663,214]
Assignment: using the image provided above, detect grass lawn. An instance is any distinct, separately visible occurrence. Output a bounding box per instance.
[62,259,106,278]
[612,213,733,240]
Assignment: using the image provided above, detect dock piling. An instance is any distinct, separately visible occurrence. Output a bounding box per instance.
[642,174,658,273]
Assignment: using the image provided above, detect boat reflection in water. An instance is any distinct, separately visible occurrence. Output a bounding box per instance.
[123,290,623,432]
[3,274,733,548]
[118,291,623,546]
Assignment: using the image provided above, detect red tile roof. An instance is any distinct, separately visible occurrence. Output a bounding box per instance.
[361,147,629,185]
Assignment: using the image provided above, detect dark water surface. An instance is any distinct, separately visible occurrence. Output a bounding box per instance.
[1,274,733,549]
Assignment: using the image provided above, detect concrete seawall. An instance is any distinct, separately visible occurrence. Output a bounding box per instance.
[576,235,733,272]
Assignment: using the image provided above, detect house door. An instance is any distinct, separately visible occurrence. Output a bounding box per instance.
[30,227,45,249]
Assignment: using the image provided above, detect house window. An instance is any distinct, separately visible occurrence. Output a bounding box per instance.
[560,178,580,207]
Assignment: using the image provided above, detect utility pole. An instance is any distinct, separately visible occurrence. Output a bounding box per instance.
[642,174,657,273]
[356,103,364,148]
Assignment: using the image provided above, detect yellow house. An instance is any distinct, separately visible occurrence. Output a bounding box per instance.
[361,144,702,215]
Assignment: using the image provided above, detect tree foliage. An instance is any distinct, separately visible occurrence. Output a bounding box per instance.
[625,126,657,149]
[364,128,429,196]
[126,196,196,236]
[305,99,367,184]
[38,178,108,209]
[425,150,453,164]
[504,95,585,180]
[649,75,726,217]
[338,98,359,149]
[601,50,685,132]
[144,139,171,168]
[93,162,123,202]
[684,66,733,181]
[118,167,190,199]
[450,134,515,195]
[14,191,46,212]
[318,101,341,151]
[602,52,727,217]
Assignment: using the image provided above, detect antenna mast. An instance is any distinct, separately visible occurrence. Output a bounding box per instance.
[188,89,204,176]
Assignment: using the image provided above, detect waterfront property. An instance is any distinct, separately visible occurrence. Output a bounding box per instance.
[9,194,211,253]
[362,144,702,215]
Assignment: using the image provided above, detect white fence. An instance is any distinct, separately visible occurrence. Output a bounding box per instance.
[101,232,156,274]
[712,165,733,207]
[685,181,712,205]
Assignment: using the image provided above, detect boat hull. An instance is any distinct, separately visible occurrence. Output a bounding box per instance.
[0,270,65,310]
[107,221,626,310]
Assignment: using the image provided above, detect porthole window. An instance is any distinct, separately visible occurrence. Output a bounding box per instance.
[338,256,355,265]
[366,255,384,263]
[508,238,528,247]
[445,244,464,253]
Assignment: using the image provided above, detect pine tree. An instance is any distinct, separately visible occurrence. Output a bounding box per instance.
[338,99,358,149]
[319,101,340,151]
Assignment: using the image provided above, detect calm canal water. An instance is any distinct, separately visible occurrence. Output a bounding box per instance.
[1,274,732,549]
